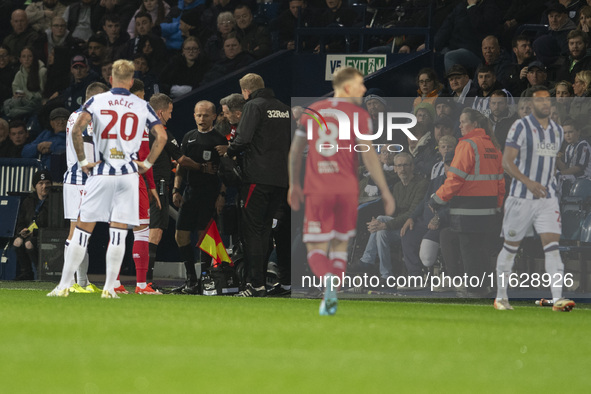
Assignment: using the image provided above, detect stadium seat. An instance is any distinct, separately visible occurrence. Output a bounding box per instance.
[560,178,591,241]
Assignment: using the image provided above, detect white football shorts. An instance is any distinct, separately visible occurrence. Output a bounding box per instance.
[501,196,561,242]
[63,183,85,221]
[79,173,139,226]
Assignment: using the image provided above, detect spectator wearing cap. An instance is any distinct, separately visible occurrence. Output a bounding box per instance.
[413,67,444,110]
[12,169,53,280]
[433,117,455,143]
[434,96,457,121]
[179,8,205,41]
[445,64,478,106]
[434,0,503,74]
[57,54,100,112]
[555,29,591,82]
[533,3,577,63]
[21,107,69,169]
[161,0,205,51]
[364,94,386,129]
[542,0,584,24]
[518,61,549,97]
[86,33,108,75]
[400,149,455,279]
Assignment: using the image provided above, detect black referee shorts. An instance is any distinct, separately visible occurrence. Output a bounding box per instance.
[176,185,219,232]
[150,188,170,230]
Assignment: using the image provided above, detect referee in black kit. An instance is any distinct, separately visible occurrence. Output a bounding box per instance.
[218,73,292,297]
[147,93,200,284]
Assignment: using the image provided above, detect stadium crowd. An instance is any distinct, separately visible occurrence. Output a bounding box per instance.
[0,1,589,307]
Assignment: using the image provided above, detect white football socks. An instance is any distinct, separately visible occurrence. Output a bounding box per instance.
[495,243,518,301]
[58,228,91,290]
[77,252,89,287]
[103,228,128,292]
[544,242,564,303]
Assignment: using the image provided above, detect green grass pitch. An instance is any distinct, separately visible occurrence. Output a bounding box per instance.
[1,283,590,393]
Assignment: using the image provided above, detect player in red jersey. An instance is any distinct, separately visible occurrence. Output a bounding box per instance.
[288,67,395,315]
[124,80,162,295]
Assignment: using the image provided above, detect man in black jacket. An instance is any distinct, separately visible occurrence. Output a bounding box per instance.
[219,73,291,297]
[234,4,272,59]
[13,169,52,280]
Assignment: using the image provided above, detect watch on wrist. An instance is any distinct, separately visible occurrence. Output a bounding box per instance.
[172,188,180,194]
[219,191,226,197]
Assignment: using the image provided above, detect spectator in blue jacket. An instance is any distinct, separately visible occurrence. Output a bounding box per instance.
[160,0,205,51]
[21,107,68,169]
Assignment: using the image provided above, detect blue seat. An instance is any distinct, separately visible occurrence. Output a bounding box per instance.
[568,178,591,198]
[561,178,591,241]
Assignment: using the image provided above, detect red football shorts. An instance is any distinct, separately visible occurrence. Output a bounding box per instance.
[303,193,357,243]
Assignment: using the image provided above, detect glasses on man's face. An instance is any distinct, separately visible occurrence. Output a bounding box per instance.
[394,163,411,168]
[184,47,200,52]
[418,79,432,84]
[52,24,66,28]
[234,14,250,20]
[218,21,233,25]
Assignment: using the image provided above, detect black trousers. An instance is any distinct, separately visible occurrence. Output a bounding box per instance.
[241,183,286,288]
[272,196,291,285]
[439,228,463,277]
[458,231,496,291]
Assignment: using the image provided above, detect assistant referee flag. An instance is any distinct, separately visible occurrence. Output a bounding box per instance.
[198,219,232,267]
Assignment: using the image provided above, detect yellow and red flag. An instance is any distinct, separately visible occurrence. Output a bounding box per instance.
[197,219,232,267]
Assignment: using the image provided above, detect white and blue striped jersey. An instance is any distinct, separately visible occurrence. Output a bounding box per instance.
[63,109,95,185]
[431,160,445,180]
[565,139,591,178]
[82,87,161,176]
[505,114,564,199]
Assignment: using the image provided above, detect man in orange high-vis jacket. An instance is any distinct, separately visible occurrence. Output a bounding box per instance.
[429,108,504,296]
